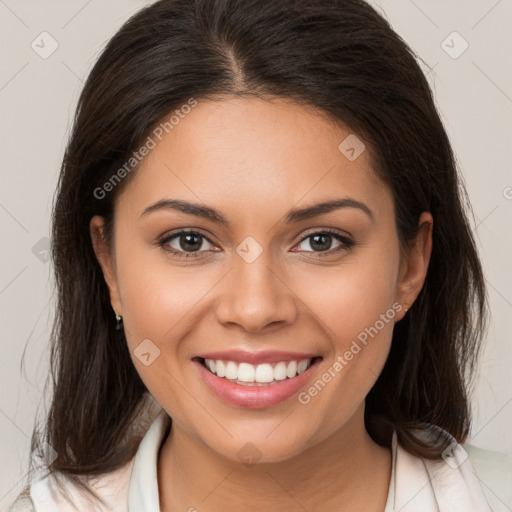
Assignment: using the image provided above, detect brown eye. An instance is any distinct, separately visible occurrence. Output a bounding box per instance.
[294,230,354,256]
[158,230,216,257]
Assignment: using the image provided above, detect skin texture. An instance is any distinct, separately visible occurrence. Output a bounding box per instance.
[90,96,433,511]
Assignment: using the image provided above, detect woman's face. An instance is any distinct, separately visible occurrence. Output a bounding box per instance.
[91,96,432,463]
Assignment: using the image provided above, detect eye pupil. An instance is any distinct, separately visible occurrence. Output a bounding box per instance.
[180,233,202,252]
[311,234,331,251]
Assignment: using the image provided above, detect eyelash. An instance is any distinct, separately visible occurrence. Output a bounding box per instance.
[156,229,355,259]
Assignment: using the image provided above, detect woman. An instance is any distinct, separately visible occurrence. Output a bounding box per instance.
[8,0,512,510]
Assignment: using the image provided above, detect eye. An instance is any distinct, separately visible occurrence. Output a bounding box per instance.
[157,228,354,260]
[157,230,217,258]
[293,229,354,256]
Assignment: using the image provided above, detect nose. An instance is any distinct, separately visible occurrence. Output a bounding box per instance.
[215,248,297,333]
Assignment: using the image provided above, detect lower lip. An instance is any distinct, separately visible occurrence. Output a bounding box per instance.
[193,358,322,408]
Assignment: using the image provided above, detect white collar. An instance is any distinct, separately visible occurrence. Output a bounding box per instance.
[128,409,169,511]
[393,427,492,511]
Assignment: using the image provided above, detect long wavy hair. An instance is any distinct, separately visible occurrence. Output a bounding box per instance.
[23,0,488,507]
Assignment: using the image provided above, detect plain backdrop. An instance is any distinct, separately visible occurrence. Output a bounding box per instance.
[1,0,511,508]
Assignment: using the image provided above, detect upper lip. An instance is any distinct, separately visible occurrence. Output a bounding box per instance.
[194,350,321,365]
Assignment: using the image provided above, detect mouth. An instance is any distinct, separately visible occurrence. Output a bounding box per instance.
[191,354,323,408]
[194,356,323,386]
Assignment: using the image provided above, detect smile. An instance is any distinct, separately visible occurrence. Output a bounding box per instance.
[192,354,323,408]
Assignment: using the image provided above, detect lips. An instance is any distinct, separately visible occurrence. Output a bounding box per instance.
[192,350,323,408]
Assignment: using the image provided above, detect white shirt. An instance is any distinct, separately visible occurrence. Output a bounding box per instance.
[10,397,512,511]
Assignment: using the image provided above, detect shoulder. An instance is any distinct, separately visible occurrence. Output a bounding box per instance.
[8,459,135,512]
[9,392,164,512]
[464,442,512,512]
[400,424,512,510]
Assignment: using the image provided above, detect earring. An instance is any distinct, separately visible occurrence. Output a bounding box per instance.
[404,303,409,314]
[113,309,123,330]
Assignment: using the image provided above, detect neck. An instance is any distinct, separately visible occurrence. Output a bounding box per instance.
[157,405,391,512]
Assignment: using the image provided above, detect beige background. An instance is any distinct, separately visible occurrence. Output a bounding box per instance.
[1,0,511,508]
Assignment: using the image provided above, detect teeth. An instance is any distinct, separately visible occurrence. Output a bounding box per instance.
[274,362,287,381]
[225,361,238,380]
[255,363,274,383]
[286,360,297,378]
[203,358,314,383]
[238,362,255,382]
[216,360,225,378]
[297,360,309,374]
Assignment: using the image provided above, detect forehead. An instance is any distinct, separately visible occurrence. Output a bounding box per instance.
[117,96,392,223]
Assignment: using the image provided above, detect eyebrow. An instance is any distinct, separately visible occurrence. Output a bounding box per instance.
[139,197,374,224]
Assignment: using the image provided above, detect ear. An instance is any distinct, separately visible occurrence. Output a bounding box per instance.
[89,215,122,316]
[395,211,433,321]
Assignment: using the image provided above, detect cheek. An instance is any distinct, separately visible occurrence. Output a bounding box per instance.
[114,257,208,413]
[294,239,399,349]
[112,222,211,338]
[119,264,216,350]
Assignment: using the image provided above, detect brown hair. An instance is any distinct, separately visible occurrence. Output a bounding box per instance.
[23,0,488,508]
